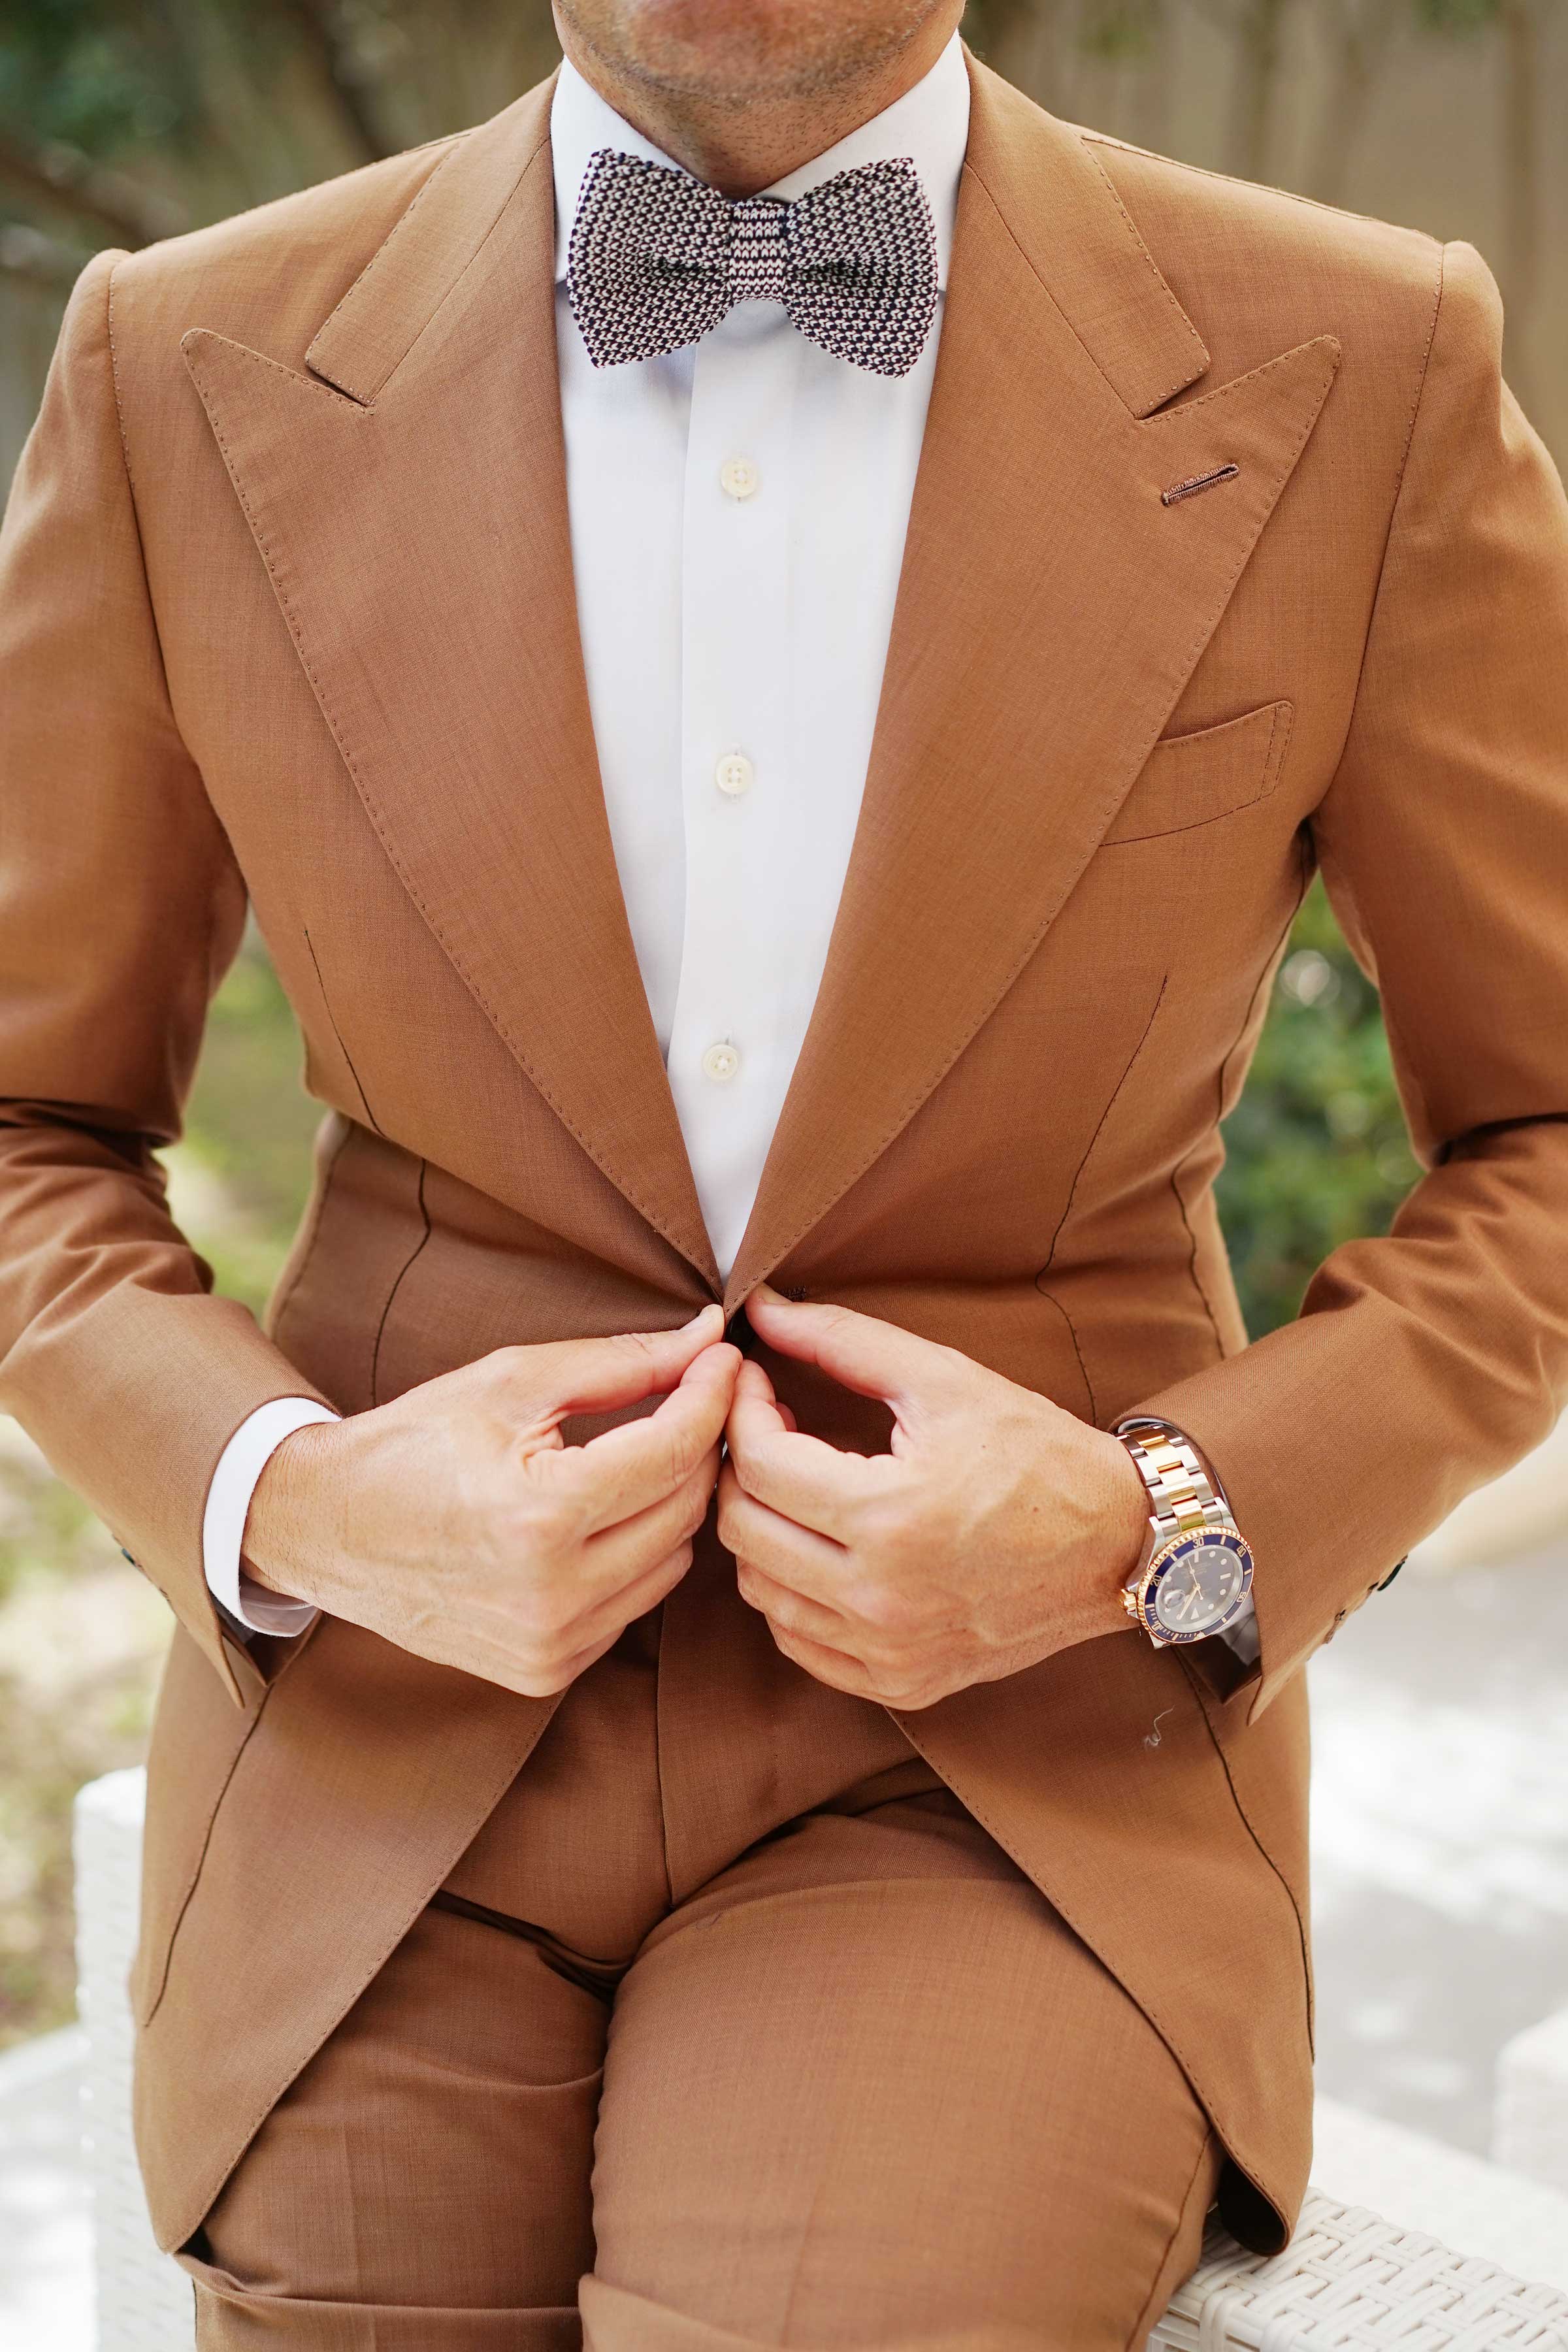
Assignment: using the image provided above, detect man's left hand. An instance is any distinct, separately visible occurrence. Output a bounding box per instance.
[718,1285,1150,1709]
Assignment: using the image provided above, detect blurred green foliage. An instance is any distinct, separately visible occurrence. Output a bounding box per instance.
[174,936,322,1316]
[1217,881,1418,1335]
[0,1518,155,2041]
[0,0,196,150]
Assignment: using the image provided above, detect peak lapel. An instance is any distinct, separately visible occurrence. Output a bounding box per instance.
[183,83,719,1291]
[724,61,1338,1308]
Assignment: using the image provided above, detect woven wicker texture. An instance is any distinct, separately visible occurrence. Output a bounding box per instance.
[1497,2006,1568,2204]
[73,1768,192,2349]
[1151,2195,1568,2350]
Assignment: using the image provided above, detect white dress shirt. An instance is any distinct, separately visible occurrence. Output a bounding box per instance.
[205,37,1256,1666]
[550,42,967,1277]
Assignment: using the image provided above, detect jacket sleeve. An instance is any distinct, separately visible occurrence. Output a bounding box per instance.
[1134,240,1568,1722]
[0,250,330,1705]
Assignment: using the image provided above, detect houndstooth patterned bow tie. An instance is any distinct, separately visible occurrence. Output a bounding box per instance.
[566,148,939,378]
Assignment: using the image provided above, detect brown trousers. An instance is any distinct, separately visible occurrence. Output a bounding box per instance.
[179,1565,1220,2349]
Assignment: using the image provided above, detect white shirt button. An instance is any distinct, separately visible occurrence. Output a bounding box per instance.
[701,1041,741,1085]
[719,457,760,500]
[714,752,754,798]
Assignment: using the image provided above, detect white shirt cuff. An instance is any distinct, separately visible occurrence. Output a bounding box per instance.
[203,1397,339,1637]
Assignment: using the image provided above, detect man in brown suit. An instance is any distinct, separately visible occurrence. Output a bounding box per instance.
[3,0,1567,2340]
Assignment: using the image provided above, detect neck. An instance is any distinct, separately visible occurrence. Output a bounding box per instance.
[550,6,962,197]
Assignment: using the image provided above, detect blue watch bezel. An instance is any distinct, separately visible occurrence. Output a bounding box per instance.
[1137,1527,1254,1644]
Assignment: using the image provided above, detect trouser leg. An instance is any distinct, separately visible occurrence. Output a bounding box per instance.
[178,1600,1221,2351]
[585,1786,1220,2352]
[178,1614,674,2348]
[181,1898,605,2347]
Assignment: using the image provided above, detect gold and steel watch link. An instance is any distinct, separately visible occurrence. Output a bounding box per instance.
[1111,1416,1254,1647]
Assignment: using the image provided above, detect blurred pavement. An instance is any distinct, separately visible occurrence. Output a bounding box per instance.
[1311,1533,1568,2153]
[0,2029,92,2350]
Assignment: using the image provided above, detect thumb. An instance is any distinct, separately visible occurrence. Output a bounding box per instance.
[725,1355,791,1445]
[511,1304,728,1420]
[742,1286,958,1415]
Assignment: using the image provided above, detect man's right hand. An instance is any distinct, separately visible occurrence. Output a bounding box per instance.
[240,1306,738,1697]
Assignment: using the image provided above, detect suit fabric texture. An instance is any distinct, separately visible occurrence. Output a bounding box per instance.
[2,42,1568,2312]
[176,1595,1226,2345]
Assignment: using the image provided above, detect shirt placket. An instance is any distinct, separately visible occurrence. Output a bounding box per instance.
[667,302,800,1281]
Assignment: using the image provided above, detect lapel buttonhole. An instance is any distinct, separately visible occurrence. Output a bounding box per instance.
[1161,463,1241,508]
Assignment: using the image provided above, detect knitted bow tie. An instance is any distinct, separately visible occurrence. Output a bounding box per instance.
[566,148,939,378]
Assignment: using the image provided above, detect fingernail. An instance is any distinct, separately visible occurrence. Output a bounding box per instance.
[680,1305,719,1331]
[751,1282,782,1305]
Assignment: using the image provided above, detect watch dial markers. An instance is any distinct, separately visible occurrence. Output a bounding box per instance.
[1148,1533,1251,1637]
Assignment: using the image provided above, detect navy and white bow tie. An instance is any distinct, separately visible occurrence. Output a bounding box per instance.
[566,148,939,378]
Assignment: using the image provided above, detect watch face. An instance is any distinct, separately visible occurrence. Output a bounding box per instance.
[1143,1531,1253,1641]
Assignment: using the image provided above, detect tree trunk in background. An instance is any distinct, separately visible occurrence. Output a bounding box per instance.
[382,1,561,146]
[1224,0,1294,182]
[1131,0,1178,153]
[977,0,1080,115]
[1306,0,1397,204]
[266,0,393,163]
[0,224,84,290]
[1498,0,1544,414]
[0,128,185,247]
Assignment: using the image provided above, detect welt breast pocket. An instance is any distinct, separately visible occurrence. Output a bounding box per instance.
[1104,698,1294,845]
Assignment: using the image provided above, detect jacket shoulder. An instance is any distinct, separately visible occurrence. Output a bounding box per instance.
[105,132,468,378]
[1079,128,1449,375]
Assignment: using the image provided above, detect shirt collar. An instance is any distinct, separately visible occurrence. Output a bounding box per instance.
[549,31,970,291]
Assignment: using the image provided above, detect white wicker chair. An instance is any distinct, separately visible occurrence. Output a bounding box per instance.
[1499,2006,1568,2206]
[1150,2203,1568,2349]
[73,1771,191,2349]
[74,1768,1568,2351]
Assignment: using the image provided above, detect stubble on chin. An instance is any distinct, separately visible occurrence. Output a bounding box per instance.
[552,0,953,107]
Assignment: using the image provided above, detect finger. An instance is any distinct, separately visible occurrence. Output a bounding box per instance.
[723,1355,789,1437]
[734,1557,857,1650]
[742,1286,962,1415]
[519,1619,628,1697]
[726,1363,872,1539]
[566,1345,737,1531]
[764,1619,881,1701]
[717,1467,853,1610]
[727,1356,801,1437]
[508,1304,728,1422]
[550,1539,698,1662]
[764,1619,949,1711]
[580,1450,717,1591]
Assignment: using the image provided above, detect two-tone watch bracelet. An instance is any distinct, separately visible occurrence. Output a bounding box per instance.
[1111,1416,1235,1620]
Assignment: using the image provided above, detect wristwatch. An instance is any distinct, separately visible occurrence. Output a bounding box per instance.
[1111,1416,1254,1646]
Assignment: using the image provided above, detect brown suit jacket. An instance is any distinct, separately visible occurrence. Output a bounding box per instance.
[3,50,1567,2259]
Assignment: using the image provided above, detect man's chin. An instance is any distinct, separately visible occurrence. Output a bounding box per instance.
[554,0,943,106]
